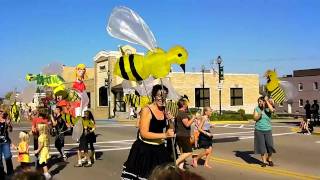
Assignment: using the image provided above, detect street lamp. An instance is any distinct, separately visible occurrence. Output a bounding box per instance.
[105,71,112,119]
[216,56,223,116]
[201,65,205,108]
[107,70,112,119]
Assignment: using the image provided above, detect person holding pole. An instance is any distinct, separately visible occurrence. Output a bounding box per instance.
[121,84,175,180]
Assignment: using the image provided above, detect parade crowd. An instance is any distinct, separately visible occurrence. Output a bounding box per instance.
[0,84,293,180]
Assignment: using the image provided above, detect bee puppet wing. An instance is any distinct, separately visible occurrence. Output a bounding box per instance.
[279,81,298,103]
[107,6,157,51]
[133,77,155,96]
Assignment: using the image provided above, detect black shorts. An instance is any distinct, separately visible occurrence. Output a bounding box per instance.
[79,135,88,152]
[55,135,65,149]
[20,162,32,168]
[38,162,47,168]
[176,136,193,153]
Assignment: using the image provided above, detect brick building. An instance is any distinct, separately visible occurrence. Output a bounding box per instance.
[277,68,320,114]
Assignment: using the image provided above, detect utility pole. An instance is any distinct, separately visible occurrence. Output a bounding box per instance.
[217,56,223,116]
[201,65,205,108]
[107,69,111,119]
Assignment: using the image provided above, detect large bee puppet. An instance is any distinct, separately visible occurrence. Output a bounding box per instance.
[264,69,297,104]
[107,6,188,82]
[107,6,188,106]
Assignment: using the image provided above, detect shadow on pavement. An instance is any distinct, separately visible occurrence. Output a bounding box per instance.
[234,150,261,165]
[95,151,103,160]
[48,155,69,176]
[213,137,239,143]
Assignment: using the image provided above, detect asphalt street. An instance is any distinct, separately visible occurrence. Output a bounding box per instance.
[3,120,320,180]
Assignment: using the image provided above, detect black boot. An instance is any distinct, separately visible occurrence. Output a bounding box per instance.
[0,165,5,179]
[5,158,14,175]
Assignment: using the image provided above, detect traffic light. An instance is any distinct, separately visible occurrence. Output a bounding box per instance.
[219,66,224,80]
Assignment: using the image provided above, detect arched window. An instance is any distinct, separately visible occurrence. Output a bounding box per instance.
[99,86,108,106]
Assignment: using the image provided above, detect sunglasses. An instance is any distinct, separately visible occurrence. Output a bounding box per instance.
[154,94,167,100]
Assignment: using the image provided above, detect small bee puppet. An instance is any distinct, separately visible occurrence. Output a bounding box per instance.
[264,69,285,104]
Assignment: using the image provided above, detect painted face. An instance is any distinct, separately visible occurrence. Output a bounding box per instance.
[154,90,168,107]
[77,68,86,80]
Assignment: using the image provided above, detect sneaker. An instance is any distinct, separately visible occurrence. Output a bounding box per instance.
[63,155,68,161]
[81,158,87,163]
[267,160,274,167]
[74,163,83,167]
[44,173,51,180]
[261,162,267,167]
[84,163,92,167]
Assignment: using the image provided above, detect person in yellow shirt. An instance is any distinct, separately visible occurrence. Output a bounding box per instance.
[75,111,95,167]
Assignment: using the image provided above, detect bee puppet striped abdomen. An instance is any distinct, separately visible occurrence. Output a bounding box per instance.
[119,55,143,81]
[165,101,179,118]
[270,86,285,104]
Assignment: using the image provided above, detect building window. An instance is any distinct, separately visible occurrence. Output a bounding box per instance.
[195,88,210,107]
[99,65,106,72]
[299,99,303,107]
[314,82,318,90]
[298,83,303,91]
[99,86,108,106]
[115,92,126,112]
[230,88,243,106]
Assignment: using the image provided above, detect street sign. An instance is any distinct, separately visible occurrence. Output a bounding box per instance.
[217,83,223,90]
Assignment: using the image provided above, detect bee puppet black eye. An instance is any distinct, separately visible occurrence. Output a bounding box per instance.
[178,53,182,57]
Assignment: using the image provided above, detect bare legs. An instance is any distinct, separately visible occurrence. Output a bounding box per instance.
[193,147,213,168]
[176,152,192,170]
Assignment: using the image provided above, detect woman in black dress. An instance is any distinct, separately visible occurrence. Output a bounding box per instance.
[121,84,175,180]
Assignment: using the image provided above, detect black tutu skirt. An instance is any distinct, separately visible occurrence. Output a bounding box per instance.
[121,139,173,180]
[198,130,213,149]
[86,132,96,143]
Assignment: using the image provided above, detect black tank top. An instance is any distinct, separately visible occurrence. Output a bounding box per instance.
[148,107,166,133]
[0,121,9,143]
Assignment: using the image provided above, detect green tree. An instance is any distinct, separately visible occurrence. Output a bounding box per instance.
[4,91,13,100]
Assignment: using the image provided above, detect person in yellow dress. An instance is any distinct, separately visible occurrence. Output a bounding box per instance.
[34,123,51,179]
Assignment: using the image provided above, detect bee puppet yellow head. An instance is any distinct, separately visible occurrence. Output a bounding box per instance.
[264,69,280,92]
[167,45,188,73]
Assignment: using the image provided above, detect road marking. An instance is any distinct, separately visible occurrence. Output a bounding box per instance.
[316,141,320,144]
[240,132,297,140]
[211,157,320,180]
[10,139,135,151]
[213,131,254,136]
[11,147,132,158]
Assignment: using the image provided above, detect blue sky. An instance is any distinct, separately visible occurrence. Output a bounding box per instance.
[0,0,319,96]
